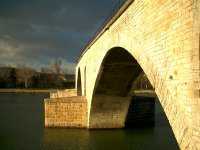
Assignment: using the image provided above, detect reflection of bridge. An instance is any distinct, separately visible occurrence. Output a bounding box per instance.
[45,0,200,149]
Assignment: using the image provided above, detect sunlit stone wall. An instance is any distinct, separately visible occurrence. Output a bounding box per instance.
[44,96,87,128]
[76,0,200,149]
[50,89,77,98]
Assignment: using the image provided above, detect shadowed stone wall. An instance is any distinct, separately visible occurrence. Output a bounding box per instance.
[125,95,155,127]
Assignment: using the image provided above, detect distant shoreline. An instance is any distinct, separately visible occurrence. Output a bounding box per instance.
[0,89,62,93]
[0,89,155,94]
[134,90,155,94]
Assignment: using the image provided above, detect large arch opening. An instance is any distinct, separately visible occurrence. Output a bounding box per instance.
[94,47,143,96]
[88,47,176,138]
[77,68,82,96]
[89,47,148,128]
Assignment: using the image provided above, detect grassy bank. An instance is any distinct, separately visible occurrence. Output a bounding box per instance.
[0,88,61,93]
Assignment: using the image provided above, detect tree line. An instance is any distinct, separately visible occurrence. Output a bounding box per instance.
[0,59,75,89]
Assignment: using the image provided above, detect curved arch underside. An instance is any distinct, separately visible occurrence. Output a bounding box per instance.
[89,47,145,129]
[77,68,82,96]
[95,47,143,96]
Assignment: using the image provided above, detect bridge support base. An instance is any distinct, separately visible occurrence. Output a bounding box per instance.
[125,95,155,127]
[44,90,87,128]
[88,95,132,129]
[88,94,156,129]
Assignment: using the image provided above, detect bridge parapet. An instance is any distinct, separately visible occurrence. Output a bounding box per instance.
[50,89,77,98]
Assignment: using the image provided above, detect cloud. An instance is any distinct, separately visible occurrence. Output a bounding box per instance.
[0,38,22,57]
[0,0,117,74]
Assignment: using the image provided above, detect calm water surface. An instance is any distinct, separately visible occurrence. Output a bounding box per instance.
[0,93,179,150]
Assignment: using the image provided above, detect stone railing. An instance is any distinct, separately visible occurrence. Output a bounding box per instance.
[50,89,77,98]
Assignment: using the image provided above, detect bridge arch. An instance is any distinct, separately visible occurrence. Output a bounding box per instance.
[76,0,200,147]
[93,47,144,96]
[77,68,82,96]
[89,47,157,128]
[84,66,87,96]
[86,45,192,148]
[79,39,196,148]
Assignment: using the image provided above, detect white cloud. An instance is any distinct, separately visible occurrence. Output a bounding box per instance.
[0,40,22,57]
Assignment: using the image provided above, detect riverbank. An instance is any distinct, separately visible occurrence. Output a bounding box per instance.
[134,90,155,94]
[0,89,155,94]
[0,89,62,93]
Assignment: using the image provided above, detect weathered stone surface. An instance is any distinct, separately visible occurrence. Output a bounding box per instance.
[89,95,131,129]
[44,96,87,128]
[76,0,200,149]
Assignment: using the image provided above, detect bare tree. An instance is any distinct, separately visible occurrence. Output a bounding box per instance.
[52,58,62,75]
[51,58,67,87]
[0,64,11,87]
[39,66,53,88]
[0,64,11,81]
[60,68,67,82]
[41,67,52,74]
[16,64,35,88]
[61,68,67,77]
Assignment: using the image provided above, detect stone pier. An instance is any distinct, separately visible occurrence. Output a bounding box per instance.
[44,89,87,128]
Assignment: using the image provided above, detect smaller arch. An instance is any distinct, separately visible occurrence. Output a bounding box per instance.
[77,68,82,96]
[84,66,86,96]
[88,47,146,129]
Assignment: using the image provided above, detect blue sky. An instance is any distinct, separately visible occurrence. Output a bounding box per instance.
[0,0,118,73]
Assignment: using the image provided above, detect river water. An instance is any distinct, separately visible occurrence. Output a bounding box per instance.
[0,93,179,150]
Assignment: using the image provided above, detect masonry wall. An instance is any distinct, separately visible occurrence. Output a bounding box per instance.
[125,95,155,127]
[76,0,200,149]
[45,96,87,128]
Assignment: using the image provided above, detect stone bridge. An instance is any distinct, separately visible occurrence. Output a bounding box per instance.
[45,0,200,149]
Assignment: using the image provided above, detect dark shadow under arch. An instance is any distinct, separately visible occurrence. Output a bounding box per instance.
[90,47,179,144]
[77,68,82,96]
[84,66,86,96]
[94,47,143,96]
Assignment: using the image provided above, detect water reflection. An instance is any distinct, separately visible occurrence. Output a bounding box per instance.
[42,128,163,150]
[0,93,179,150]
[43,128,92,150]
